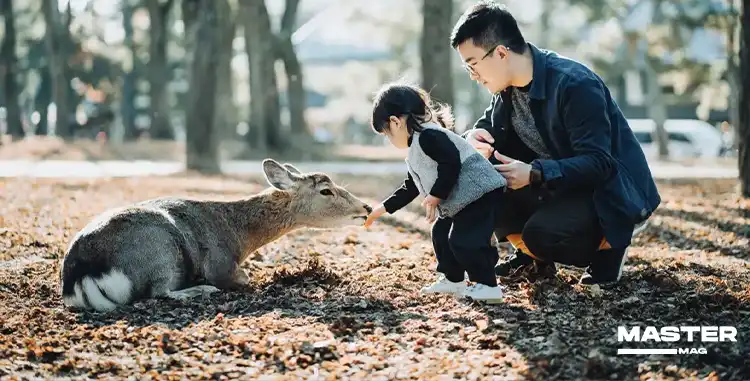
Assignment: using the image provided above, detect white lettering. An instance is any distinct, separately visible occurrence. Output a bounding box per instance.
[618,326,640,342]
[660,327,680,342]
[701,326,718,342]
[678,348,707,354]
[720,326,737,342]
[641,326,661,342]
[681,326,700,342]
[617,326,737,343]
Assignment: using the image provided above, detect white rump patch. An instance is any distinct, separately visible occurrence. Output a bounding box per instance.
[62,269,133,312]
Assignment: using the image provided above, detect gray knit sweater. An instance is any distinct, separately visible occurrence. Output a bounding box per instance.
[406,123,507,218]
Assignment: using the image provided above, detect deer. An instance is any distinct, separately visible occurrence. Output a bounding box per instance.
[59,159,373,312]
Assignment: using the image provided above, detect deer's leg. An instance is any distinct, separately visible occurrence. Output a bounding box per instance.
[165,285,221,300]
[233,267,251,285]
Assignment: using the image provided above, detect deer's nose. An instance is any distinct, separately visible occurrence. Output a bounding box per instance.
[364,204,373,214]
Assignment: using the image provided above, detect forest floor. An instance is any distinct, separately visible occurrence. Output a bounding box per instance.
[0,170,748,380]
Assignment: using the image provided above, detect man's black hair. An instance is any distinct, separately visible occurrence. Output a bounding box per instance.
[450,1,527,54]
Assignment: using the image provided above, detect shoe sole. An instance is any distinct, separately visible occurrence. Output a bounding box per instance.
[421,289,466,296]
[609,220,648,282]
[632,220,649,237]
[615,247,629,281]
[467,297,504,304]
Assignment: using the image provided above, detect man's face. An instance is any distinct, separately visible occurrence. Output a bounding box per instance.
[456,40,511,94]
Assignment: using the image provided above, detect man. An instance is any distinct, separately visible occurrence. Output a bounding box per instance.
[450,1,661,284]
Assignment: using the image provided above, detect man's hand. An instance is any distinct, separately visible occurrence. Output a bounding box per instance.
[421,195,440,223]
[494,151,532,190]
[363,204,387,228]
[465,128,495,159]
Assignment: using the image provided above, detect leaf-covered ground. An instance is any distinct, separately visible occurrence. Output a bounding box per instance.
[0,172,748,380]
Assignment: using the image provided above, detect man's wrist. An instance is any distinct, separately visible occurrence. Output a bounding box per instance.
[529,161,544,187]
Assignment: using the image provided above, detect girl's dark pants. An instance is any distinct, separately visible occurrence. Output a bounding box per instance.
[431,188,504,287]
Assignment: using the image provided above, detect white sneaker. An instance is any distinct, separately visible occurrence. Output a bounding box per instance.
[632,220,649,237]
[420,274,466,296]
[463,283,504,304]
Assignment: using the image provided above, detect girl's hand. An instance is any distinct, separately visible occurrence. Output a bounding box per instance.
[422,195,441,223]
[364,204,387,228]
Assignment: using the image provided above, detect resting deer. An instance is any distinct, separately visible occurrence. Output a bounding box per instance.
[60,159,373,312]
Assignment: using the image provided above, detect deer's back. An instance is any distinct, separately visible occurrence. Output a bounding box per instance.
[64,197,243,282]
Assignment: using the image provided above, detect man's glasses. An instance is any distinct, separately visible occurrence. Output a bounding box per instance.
[462,44,501,75]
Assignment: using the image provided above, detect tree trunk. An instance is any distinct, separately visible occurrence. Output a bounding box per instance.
[41,0,71,139]
[215,0,237,139]
[242,0,282,153]
[643,56,670,160]
[241,24,264,153]
[146,0,174,140]
[185,0,221,174]
[278,0,308,139]
[1,0,23,139]
[35,69,51,135]
[121,1,138,141]
[420,0,454,107]
[738,0,750,197]
[538,0,551,47]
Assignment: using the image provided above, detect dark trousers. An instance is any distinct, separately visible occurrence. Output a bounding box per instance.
[431,189,503,287]
[493,186,606,267]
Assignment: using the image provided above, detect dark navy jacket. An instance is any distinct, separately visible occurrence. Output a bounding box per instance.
[471,43,661,248]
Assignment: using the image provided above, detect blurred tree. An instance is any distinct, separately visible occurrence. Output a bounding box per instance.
[146,0,174,140]
[34,66,52,136]
[120,0,139,141]
[241,0,282,153]
[1,0,23,139]
[570,0,670,159]
[421,0,454,108]
[739,0,749,196]
[214,0,237,139]
[277,0,309,140]
[41,0,72,139]
[185,0,221,173]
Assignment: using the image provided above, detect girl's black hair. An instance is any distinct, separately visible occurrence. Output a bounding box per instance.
[370,83,455,135]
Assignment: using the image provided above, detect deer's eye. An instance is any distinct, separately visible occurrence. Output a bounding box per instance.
[320,189,333,196]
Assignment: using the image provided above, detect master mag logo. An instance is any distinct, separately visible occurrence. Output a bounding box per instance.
[616,325,738,355]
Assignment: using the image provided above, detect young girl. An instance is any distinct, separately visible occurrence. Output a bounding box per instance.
[363,83,507,304]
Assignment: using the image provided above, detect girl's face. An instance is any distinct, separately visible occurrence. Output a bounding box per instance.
[384,116,410,149]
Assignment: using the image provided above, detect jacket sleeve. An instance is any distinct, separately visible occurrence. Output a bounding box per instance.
[382,172,420,214]
[461,94,498,139]
[530,77,615,189]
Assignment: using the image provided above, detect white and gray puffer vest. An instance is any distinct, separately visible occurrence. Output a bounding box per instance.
[406,123,507,218]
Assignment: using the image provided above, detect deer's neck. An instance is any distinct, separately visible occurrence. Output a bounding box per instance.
[222,190,299,259]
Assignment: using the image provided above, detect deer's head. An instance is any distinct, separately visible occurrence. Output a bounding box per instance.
[262,159,372,228]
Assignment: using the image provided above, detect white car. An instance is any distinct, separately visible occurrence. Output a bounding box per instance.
[626,118,724,160]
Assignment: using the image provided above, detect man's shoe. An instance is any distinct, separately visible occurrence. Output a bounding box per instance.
[495,249,556,277]
[579,247,629,285]
[632,220,649,237]
[420,274,466,296]
[463,283,504,304]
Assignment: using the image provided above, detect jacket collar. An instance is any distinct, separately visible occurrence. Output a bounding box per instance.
[527,43,548,100]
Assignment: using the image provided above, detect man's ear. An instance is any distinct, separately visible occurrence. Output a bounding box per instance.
[262,159,300,190]
[495,45,508,60]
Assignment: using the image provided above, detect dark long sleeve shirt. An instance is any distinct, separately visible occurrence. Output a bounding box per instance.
[382,129,461,214]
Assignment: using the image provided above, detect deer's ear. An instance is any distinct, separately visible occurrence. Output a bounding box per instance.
[283,163,302,175]
[262,159,299,190]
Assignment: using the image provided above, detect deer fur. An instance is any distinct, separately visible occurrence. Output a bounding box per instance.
[59,159,372,312]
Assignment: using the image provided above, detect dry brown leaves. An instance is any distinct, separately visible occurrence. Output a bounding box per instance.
[0,175,748,380]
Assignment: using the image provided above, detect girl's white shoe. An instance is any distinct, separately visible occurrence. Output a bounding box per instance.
[463,283,504,304]
[420,274,466,296]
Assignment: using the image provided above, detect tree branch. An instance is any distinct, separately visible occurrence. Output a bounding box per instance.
[280,0,300,35]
